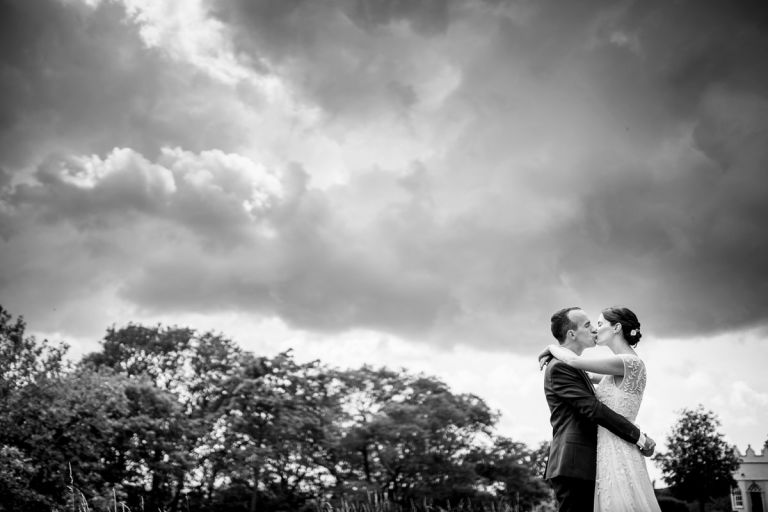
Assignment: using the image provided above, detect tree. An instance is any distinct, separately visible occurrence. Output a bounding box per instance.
[0,306,71,511]
[82,323,198,397]
[210,350,342,512]
[335,367,500,505]
[654,405,740,512]
[0,365,145,511]
[529,440,550,480]
[0,306,557,510]
[0,305,67,397]
[473,437,551,509]
[82,323,250,511]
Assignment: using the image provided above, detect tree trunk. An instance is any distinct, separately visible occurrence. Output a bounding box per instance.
[150,448,163,509]
[249,467,260,512]
[361,445,371,483]
[206,467,218,506]
[169,472,184,512]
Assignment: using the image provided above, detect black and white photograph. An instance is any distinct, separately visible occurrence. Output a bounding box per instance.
[1,0,767,510]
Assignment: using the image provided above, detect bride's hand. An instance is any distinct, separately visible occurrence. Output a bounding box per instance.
[538,347,553,371]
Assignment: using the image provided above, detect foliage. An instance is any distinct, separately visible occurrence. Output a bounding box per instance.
[333,367,496,505]
[0,304,552,512]
[0,305,70,510]
[209,351,343,511]
[0,304,67,396]
[653,405,740,512]
[528,441,550,480]
[656,495,689,512]
[473,437,551,508]
[0,444,48,511]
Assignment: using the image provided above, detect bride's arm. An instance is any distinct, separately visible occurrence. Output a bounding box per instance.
[546,344,625,376]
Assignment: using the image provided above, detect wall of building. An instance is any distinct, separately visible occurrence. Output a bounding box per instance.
[733,445,768,512]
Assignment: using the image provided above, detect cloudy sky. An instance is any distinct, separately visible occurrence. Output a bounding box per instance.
[2,0,768,481]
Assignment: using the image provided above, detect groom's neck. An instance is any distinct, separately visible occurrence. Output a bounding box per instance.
[562,340,584,355]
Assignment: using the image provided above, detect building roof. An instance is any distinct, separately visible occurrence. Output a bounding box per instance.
[734,444,768,482]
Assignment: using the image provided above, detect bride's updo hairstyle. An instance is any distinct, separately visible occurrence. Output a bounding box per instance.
[602,306,642,347]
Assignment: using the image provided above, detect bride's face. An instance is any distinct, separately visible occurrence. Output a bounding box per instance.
[595,313,615,345]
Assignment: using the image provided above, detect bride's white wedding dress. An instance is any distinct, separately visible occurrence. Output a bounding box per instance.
[594,354,661,511]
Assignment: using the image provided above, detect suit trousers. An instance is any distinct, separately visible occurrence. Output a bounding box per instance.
[550,475,595,512]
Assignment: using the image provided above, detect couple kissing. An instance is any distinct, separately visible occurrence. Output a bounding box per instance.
[539,306,662,512]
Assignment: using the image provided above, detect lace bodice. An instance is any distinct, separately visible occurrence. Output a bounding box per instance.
[595,354,646,422]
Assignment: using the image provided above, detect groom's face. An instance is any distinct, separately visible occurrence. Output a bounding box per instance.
[567,309,597,349]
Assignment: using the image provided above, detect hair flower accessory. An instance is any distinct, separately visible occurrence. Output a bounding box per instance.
[630,329,639,336]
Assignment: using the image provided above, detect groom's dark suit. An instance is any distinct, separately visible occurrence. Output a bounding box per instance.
[544,359,641,511]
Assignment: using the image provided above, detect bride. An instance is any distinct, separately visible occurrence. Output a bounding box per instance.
[542,306,661,511]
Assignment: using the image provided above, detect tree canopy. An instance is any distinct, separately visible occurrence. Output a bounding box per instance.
[654,405,740,512]
[0,305,551,511]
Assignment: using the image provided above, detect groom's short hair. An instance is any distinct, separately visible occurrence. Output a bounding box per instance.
[551,307,581,343]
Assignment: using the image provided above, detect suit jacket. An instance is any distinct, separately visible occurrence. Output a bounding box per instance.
[544,359,640,481]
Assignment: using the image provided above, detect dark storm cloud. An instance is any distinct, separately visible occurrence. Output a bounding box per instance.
[120,161,459,335]
[341,0,452,35]
[0,149,459,338]
[0,0,155,167]
[206,0,457,119]
[213,0,452,44]
[0,142,585,347]
[2,0,768,349]
[551,0,768,336]
[416,0,768,340]
[0,0,250,171]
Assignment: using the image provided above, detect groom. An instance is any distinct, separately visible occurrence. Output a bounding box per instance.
[542,307,655,511]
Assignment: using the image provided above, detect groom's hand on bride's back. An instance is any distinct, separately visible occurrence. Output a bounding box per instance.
[639,435,656,457]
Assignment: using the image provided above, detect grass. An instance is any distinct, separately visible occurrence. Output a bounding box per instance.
[60,490,525,512]
[64,467,532,512]
[314,498,520,512]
